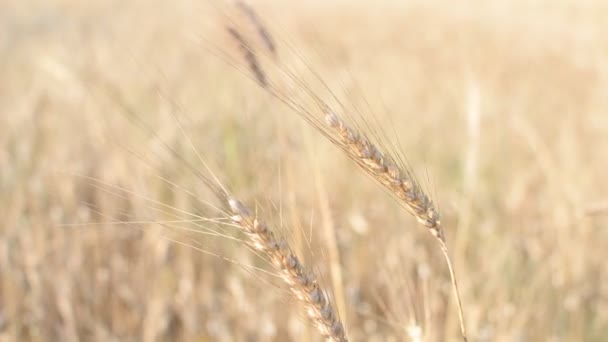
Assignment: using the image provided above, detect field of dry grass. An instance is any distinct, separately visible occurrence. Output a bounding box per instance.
[2,0,608,341]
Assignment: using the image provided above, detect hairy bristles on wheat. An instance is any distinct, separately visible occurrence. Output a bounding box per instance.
[323,108,443,241]
[228,199,348,342]
[221,24,440,241]
[322,107,467,341]
[97,64,345,339]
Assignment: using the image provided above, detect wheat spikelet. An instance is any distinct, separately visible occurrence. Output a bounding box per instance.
[228,199,348,342]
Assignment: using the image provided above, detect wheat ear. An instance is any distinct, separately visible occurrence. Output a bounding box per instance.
[323,108,467,341]
[228,199,348,342]
[323,108,442,238]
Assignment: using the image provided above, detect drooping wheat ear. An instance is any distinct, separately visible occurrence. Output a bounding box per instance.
[323,107,467,341]
[323,107,443,240]
[226,26,268,87]
[228,199,348,342]
[235,0,277,55]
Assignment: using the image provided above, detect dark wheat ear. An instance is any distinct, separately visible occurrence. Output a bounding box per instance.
[235,0,277,55]
[226,26,268,87]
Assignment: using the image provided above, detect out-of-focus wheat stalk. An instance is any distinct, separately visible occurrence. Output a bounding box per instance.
[226,26,268,87]
[235,0,277,55]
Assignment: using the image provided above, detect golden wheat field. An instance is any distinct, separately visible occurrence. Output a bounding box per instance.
[2,0,608,341]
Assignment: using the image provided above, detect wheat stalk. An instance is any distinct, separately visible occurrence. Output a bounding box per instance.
[323,108,467,341]
[228,198,348,342]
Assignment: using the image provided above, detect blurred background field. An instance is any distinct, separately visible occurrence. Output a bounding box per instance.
[1,0,608,341]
